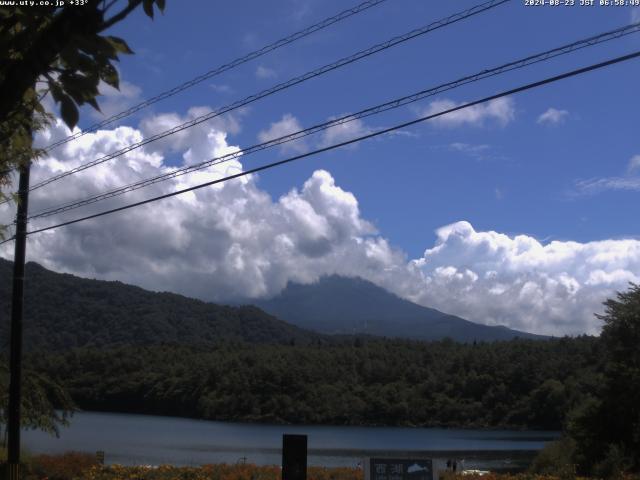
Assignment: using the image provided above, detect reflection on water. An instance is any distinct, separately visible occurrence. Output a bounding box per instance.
[22,411,558,468]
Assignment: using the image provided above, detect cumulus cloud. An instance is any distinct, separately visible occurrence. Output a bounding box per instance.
[138,106,242,162]
[257,114,308,154]
[1,115,387,303]
[318,116,371,148]
[256,66,277,79]
[4,116,639,337]
[537,107,569,125]
[404,222,640,336]
[422,97,515,127]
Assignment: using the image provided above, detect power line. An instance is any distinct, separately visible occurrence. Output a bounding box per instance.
[26,21,640,220]
[41,0,390,152]
[25,0,510,193]
[17,49,640,239]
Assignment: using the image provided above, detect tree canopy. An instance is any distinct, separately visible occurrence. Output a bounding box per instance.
[0,0,165,203]
[568,283,640,475]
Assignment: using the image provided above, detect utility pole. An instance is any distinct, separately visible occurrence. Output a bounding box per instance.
[6,160,31,480]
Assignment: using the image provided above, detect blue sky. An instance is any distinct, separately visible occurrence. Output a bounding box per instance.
[3,0,639,336]
[103,0,640,257]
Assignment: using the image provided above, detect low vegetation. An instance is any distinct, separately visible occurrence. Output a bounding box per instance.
[12,454,640,480]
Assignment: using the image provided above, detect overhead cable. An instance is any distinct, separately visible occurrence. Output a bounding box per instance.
[27,21,640,220]
[26,0,510,193]
[17,49,640,239]
[42,0,391,151]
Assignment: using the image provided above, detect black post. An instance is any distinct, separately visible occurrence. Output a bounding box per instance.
[6,162,31,480]
[282,434,307,480]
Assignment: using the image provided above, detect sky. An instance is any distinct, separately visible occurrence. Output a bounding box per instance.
[2,0,640,336]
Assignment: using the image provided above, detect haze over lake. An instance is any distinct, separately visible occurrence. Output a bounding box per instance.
[23,412,558,468]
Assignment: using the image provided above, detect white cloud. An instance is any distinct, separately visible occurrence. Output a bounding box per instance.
[448,142,491,160]
[138,106,243,161]
[628,154,640,173]
[573,154,640,194]
[422,97,515,127]
[575,176,640,193]
[537,107,569,125]
[256,66,277,79]
[4,116,640,337]
[1,116,383,303]
[91,80,143,120]
[210,83,233,94]
[257,114,308,154]
[318,116,371,148]
[405,221,640,336]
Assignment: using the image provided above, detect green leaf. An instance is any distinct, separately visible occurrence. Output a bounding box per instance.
[143,0,154,19]
[49,82,64,103]
[106,36,134,55]
[59,72,100,106]
[155,0,166,12]
[75,53,98,74]
[100,64,119,90]
[34,100,45,115]
[86,97,101,113]
[59,94,79,130]
[59,45,80,70]
[76,34,118,61]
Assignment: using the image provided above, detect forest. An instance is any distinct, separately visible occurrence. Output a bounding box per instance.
[27,336,602,430]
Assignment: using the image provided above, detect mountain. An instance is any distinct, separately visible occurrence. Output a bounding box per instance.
[0,259,321,351]
[0,259,543,351]
[256,275,546,342]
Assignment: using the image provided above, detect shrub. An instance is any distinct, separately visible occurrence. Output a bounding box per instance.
[592,445,632,480]
[27,451,98,480]
[529,437,576,478]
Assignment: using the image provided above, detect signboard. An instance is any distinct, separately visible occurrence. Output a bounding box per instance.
[368,458,433,480]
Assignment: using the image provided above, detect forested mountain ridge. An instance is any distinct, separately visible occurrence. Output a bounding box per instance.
[256,275,546,341]
[0,259,322,350]
[30,336,603,429]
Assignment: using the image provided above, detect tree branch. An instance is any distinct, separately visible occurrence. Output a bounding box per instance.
[102,0,122,14]
[99,0,143,33]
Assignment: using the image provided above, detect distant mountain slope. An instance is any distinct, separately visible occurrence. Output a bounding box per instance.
[256,275,546,342]
[0,259,321,350]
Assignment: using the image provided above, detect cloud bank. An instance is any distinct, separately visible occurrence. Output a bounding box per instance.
[2,114,638,337]
[406,222,640,336]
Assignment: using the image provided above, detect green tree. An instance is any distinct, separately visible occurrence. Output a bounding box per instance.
[0,0,167,436]
[0,360,75,444]
[0,0,166,205]
[569,283,640,474]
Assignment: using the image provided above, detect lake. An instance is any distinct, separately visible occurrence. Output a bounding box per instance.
[22,412,558,470]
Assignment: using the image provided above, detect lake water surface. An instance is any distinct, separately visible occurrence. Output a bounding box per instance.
[22,412,558,469]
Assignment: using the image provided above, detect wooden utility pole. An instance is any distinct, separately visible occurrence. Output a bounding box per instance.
[6,161,31,480]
